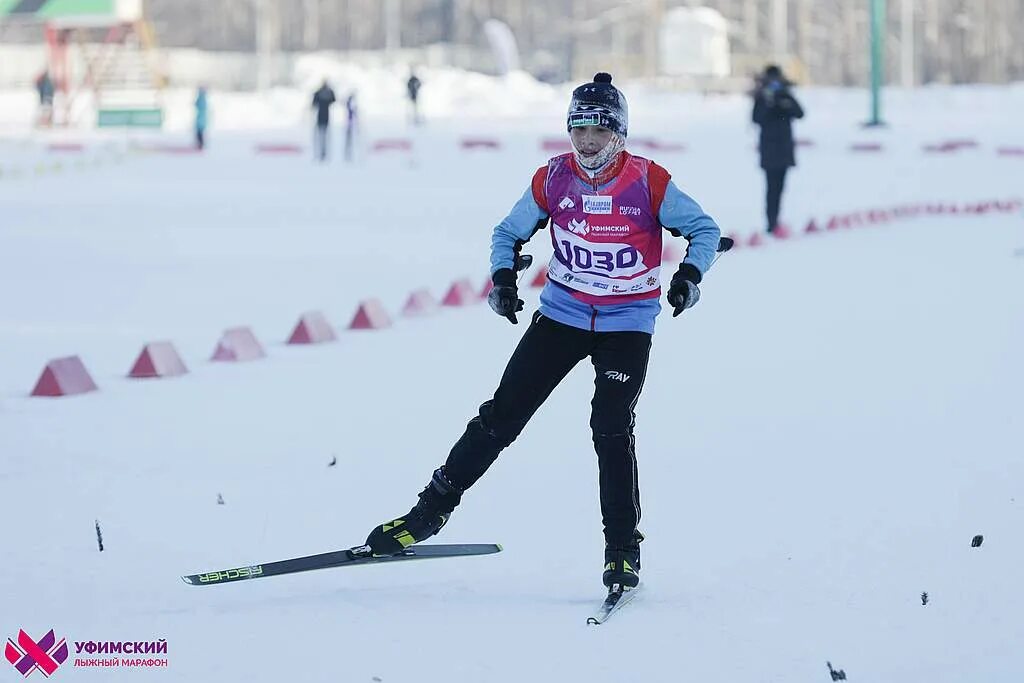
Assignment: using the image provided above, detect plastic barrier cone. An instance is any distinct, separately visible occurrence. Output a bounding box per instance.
[748,232,765,247]
[211,327,266,362]
[480,278,494,299]
[129,342,188,378]
[442,279,478,306]
[31,356,98,397]
[349,299,393,329]
[770,224,792,239]
[402,289,440,317]
[804,219,821,234]
[726,233,743,249]
[287,311,337,344]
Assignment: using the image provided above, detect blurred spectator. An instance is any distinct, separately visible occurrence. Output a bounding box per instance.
[194,86,209,150]
[312,79,337,162]
[344,91,358,162]
[407,69,422,125]
[35,70,55,127]
[752,65,805,235]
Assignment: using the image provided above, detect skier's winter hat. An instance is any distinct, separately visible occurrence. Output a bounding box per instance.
[567,72,628,138]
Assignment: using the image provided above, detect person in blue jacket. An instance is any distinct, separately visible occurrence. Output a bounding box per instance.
[194,86,209,150]
[365,73,721,589]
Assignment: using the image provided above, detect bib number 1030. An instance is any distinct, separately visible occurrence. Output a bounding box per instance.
[557,240,643,275]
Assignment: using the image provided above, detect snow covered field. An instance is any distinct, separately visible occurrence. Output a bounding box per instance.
[2,78,1023,682]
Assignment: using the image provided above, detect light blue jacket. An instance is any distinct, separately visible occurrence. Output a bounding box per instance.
[490,171,721,334]
[195,90,209,131]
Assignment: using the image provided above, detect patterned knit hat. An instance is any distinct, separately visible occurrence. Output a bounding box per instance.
[567,72,628,138]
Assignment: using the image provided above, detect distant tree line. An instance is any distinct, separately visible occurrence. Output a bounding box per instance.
[3,0,1021,85]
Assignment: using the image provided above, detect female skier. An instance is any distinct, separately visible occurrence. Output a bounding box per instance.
[366,73,721,589]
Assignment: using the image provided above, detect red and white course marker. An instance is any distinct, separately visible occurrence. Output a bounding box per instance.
[255,143,304,155]
[31,356,98,397]
[48,142,85,153]
[441,279,479,307]
[460,138,501,150]
[530,267,549,288]
[211,327,266,362]
[287,311,337,344]
[128,342,188,378]
[541,139,573,153]
[402,289,440,317]
[349,300,393,329]
[371,139,413,153]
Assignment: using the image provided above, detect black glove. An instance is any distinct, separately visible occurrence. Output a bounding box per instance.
[666,263,702,317]
[487,268,524,324]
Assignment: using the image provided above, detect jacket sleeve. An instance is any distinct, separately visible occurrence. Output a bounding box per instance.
[658,180,722,277]
[752,96,768,124]
[490,167,550,275]
[783,93,805,119]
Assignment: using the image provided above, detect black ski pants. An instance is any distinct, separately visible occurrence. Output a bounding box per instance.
[314,123,330,161]
[443,312,652,547]
[765,166,789,231]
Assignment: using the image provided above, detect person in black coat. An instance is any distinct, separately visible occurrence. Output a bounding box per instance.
[752,65,804,234]
[406,70,422,125]
[312,80,337,162]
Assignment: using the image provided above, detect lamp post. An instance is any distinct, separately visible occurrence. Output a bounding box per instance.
[867,0,886,126]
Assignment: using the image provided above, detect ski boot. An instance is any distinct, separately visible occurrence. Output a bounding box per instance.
[602,530,644,589]
[365,467,463,556]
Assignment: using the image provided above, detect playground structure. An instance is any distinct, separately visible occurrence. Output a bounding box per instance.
[1,0,165,128]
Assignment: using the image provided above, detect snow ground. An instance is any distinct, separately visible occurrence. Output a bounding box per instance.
[1,81,1023,682]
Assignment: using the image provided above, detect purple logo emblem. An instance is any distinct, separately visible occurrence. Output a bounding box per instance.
[5,630,69,678]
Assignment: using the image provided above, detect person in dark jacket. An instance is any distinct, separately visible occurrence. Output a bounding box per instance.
[35,70,55,126]
[752,65,804,235]
[312,80,337,162]
[406,70,422,125]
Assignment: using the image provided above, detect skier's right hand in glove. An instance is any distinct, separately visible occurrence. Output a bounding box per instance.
[487,268,524,324]
[666,263,702,317]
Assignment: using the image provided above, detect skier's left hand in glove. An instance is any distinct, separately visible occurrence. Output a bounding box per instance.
[666,263,702,317]
[488,268,524,324]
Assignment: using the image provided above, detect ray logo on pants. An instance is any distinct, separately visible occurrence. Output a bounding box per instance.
[5,629,68,678]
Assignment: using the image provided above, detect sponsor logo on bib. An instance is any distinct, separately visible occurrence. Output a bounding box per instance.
[567,218,590,236]
[583,195,613,215]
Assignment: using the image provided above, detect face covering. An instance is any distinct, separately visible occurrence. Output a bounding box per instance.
[573,132,626,173]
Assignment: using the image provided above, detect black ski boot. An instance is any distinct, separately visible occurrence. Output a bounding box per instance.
[365,467,463,556]
[602,530,644,589]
